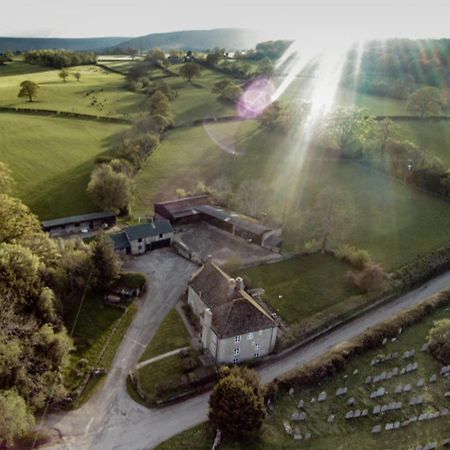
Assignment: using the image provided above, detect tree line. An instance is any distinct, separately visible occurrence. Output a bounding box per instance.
[24,50,97,68]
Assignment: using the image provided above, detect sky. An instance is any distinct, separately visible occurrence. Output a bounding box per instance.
[1,0,449,40]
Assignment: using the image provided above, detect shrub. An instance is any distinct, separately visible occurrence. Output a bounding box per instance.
[427,319,450,364]
[336,244,371,269]
[118,272,147,290]
[346,263,387,294]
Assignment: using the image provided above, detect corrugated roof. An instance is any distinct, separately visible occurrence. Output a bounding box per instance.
[42,211,116,229]
[125,220,174,242]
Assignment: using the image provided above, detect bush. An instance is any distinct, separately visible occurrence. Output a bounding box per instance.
[336,244,371,269]
[427,319,450,364]
[345,263,387,294]
[119,272,147,290]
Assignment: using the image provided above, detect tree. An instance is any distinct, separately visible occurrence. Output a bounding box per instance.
[206,49,222,66]
[378,118,399,156]
[427,319,450,364]
[327,106,375,155]
[0,389,35,447]
[73,72,81,81]
[126,47,138,60]
[406,86,443,118]
[209,367,265,438]
[0,162,15,194]
[146,48,166,65]
[179,62,201,83]
[87,164,133,213]
[4,50,14,60]
[90,233,121,290]
[234,180,267,218]
[59,69,69,82]
[256,57,274,77]
[299,188,352,253]
[17,80,39,103]
[147,90,172,118]
[346,263,386,294]
[258,100,301,132]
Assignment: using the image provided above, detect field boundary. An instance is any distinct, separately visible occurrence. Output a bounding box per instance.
[0,106,132,124]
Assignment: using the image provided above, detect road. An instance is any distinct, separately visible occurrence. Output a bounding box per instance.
[41,254,450,450]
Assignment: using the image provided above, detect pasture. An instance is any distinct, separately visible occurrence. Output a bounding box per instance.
[157,305,450,450]
[0,60,145,117]
[0,112,128,219]
[134,120,450,269]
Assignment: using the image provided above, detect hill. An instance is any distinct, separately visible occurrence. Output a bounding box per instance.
[114,28,267,51]
[0,36,130,53]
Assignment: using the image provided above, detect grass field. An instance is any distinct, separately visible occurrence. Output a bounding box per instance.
[157,305,450,450]
[63,294,138,406]
[0,112,128,219]
[241,255,361,324]
[134,120,450,269]
[0,61,145,117]
[138,308,191,362]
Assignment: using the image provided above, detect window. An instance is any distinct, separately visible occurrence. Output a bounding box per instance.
[233,357,239,364]
[159,233,163,238]
[138,238,143,243]
[254,352,260,359]
[234,348,240,355]
[235,335,241,343]
[255,343,261,350]
[247,332,254,340]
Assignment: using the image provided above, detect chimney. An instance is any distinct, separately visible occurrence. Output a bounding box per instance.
[202,308,212,348]
[235,277,244,291]
[205,254,213,263]
[228,278,236,298]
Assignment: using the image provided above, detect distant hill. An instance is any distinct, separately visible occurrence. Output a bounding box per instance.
[0,37,130,53]
[114,28,267,52]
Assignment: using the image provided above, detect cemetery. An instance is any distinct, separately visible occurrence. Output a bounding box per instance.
[268,306,450,449]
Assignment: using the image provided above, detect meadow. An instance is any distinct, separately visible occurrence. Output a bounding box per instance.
[157,305,450,450]
[134,120,450,270]
[0,60,145,118]
[0,112,128,219]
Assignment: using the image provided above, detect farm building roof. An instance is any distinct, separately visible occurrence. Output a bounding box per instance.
[42,211,116,229]
[154,195,211,218]
[124,220,174,242]
[189,260,277,338]
[111,231,129,250]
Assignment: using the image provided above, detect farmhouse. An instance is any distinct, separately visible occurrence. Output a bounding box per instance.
[111,219,174,255]
[42,211,116,237]
[155,195,282,252]
[187,258,278,364]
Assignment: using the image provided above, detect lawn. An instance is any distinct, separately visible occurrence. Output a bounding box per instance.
[157,305,450,450]
[63,293,138,406]
[138,308,191,362]
[0,112,128,219]
[134,120,450,269]
[0,60,145,118]
[240,255,361,325]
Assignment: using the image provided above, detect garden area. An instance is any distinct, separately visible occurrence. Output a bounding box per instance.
[62,293,138,407]
[157,305,450,449]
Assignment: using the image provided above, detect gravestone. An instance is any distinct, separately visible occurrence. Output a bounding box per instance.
[365,376,372,384]
[283,420,292,435]
[417,379,425,388]
[345,411,354,420]
[289,388,294,396]
[373,405,381,415]
[318,391,327,402]
[372,425,381,434]
[347,397,355,406]
[362,409,368,417]
[403,384,412,392]
[328,414,335,423]
[299,412,307,421]
[297,399,304,409]
[421,343,429,352]
[429,374,437,383]
[440,408,449,416]
[385,423,394,431]
[394,384,403,394]
[354,409,361,418]
[304,433,311,441]
[291,412,300,421]
[336,387,348,396]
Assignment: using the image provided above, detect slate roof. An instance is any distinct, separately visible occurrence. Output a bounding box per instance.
[42,211,116,229]
[125,220,173,242]
[111,231,129,250]
[190,260,277,338]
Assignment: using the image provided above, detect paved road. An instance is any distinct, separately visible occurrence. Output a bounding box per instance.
[42,259,450,450]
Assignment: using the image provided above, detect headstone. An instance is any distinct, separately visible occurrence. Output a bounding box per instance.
[343,374,348,380]
[353,369,359,375]
[409,397,416,406]
[293,432,302,441]
[401,419,409,427]
[392,367,399,376]
[372,425,381,434]
[398,327,402,335]
[345,411,354,420]
[382,337,387,345]
[310,397,316,404]
[445,392,450,398]
[394,384,403,394]
[419,413,427,421]
[403,384,412,392]
[421,343,429,352]
[400,368,406,375]
[417,379,425,388]
[372,405,381,415]
[409,415,417,422]
[380,371,387,381]
[328,414,335,423]
[289,388,294,396]
[297,399,304,409]
[291,412,300,421]
[299,412,307,421]
[385,423,394,431]
[318,391,327,402]
[365,376,372,384]
[377,387,386,396]
[395,401,402,410]
[429,374,437,383]
[440,408,449,416]
[361,409,368,417]
[381,404,388,413]
[347,397,355,406]
[416,395,424,405]
[304,433,311,441]
[391,337,397,342]
[394,421,400,429]
[336,387,348,396]
[283,420,292,435]
[354,409,361,418]
[412,362,418,370]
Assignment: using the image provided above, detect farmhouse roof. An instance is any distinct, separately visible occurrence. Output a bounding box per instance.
[42,211,116,229]
[190,260,277,337]
[124,220,174,242]
[155,195,211,218]
[111,231,129,250]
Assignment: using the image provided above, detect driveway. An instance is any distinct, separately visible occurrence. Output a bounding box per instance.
[42,267,450,450]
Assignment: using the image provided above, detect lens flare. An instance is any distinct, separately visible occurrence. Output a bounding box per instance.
[238,78,275,119]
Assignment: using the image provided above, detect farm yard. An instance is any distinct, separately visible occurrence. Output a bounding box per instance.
[157,305,450,450]
[0,112,128,218]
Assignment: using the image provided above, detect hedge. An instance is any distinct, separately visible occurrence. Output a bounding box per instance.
[275,289,450,393]
[118,271,147,290]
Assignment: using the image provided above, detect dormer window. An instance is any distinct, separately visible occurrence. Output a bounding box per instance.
[234,348,240,355]
[235,335,241,343]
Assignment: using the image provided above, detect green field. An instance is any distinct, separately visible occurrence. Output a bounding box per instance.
[0,112,128,219]
[0,61,145,117]
[157,306,450,450]
[134,120,450,269]
[138,308,191,362]
[241,255,360,324]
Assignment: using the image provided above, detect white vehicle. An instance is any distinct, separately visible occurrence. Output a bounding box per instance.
[80,227,89,234]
